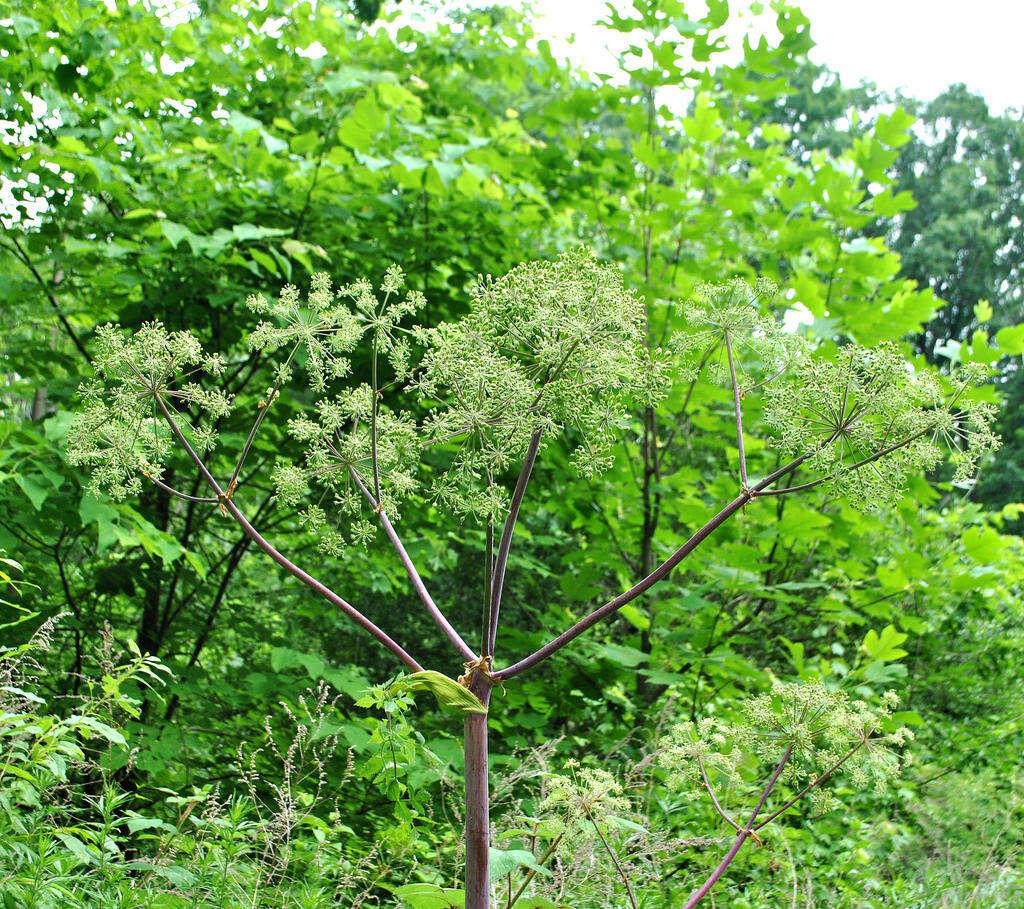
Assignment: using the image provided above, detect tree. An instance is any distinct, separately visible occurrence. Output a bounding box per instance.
[751,63,1024,516]
[888,87,1024,518]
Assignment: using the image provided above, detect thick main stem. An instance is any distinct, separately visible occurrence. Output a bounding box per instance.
[464,675,493,909]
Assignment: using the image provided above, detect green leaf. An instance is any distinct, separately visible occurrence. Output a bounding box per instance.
[227,110,262,137]
[79,496,121,553]
[125,816,167,833]
[488,847,551,881]
[232,223,290,242]
[968,329,1000,365]
[596,643,647,667]
[12,14,40,41]
[15,475,47,510]
[281,238,315,273]
[873,107,915,147]
[432,160,461,187]
[392,883,465,908]
[995,323,1024,355]
[68,715,127,746]
[404,671,487,715]
[682,94,724,144]
[862,625,909,662]
[160,221,192,249]
[55,832,96,866]
[618,604,650,631]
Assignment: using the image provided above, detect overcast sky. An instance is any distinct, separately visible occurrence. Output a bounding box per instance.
[527,0,1023,114]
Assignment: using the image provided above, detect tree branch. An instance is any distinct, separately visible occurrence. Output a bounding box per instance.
[2,236,92,364]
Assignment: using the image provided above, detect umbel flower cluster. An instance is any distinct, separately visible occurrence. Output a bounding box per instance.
[764,345,998,508]
[67,322,229,499]
[673,276,802,386]
[658,681,911,825]
[67,249,997,556]
[415,248,663,518]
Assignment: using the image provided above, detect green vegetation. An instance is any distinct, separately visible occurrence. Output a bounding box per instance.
[2,1,1022,906]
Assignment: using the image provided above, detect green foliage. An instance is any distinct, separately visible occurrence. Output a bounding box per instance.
[2,0,1023,905]
[0,622,422,907]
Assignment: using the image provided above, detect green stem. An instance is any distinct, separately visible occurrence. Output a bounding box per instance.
[506,831,565,909]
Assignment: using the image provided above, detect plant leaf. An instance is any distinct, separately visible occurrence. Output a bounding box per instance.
[404,671,487,715]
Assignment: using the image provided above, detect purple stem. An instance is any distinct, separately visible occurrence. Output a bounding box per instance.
[759,426,932,497]
[464,676,493,909]
[753,741,863,831]
[683,744,793,909]
[153,395,423,671]
[349,467,476,662]
[697,755,741,832]
[493,451,809,681]
[486,430,543,656]
[145,473,219,504]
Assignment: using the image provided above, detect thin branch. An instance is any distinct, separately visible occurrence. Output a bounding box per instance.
[724,332,748,488]
[584,806,638,909]
[495,452,810,681]
[487,429,543,656]
[758,426,932,497]
[2,236,92,364]
[506,832,564,909]
[227,342,299,491]
[153,394,423,671]
[683,745,793,909]
[348,467,475,661]
[144,472,219,504]
[697,756,742,832]
[753,741,864,831]
[483,474,495,654]
[371,333,382,500]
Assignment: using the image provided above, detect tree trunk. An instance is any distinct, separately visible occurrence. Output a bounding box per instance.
[464,676,493,909]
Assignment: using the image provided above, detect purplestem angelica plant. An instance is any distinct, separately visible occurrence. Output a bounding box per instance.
[68,250,997,907]
[660,682,911,907]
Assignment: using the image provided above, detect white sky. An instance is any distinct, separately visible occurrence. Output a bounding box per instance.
[527,0,1023,114]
